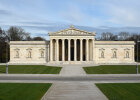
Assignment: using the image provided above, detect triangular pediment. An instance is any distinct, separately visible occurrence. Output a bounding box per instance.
[48,25,96,36]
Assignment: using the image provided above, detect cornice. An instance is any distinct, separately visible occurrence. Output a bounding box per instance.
[10,41,47,45]
[95,41,135,45]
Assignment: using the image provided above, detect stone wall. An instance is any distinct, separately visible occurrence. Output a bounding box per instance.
[9,41,49,64]
[9,40,135,64]
[94,41,135,64]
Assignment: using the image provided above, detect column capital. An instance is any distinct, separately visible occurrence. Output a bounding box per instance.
[74,39,77,40]
[92,39,94,42]
[86,39,89,40]
[55,39,59,42]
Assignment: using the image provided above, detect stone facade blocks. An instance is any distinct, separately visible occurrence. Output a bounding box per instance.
[9,26,135,64]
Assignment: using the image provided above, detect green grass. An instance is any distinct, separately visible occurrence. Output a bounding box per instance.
[83,65,140,74]
[0,83,51,100]
[0,65,62,74]
[96,83,140,100]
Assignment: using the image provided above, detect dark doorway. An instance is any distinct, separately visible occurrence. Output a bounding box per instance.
[65,39,68,61]
[77,39,80,61]
[83,39,86,61]
[59,39,62,61]
[71,39,74,61]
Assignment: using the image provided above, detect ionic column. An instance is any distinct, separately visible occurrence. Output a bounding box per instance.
[86,39,89,61]
[92,39,94,61]
[68,39,71,61]
[74,39,77,61]
[80,39,83,61]
[50,39,53,61]
[62,39,65,61]
[56,39,59,61]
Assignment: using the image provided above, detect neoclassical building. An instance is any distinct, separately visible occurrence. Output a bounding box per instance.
[9,25,135,64]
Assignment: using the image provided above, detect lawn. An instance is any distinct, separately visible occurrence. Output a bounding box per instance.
[0,65,62,74]
[96,83,140,100]
[0,83,51,100]
[83,65,140,74]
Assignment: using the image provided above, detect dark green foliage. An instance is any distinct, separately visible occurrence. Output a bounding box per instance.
[32,37,45,41]
[0,28,9,63]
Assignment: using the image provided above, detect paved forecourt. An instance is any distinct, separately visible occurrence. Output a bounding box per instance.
[41,65,108,100]
[42,82,108,100]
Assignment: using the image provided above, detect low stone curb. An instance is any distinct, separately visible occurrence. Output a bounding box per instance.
[0,74,140,77]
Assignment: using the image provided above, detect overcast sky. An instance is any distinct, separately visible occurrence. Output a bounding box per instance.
[0,0,140,39]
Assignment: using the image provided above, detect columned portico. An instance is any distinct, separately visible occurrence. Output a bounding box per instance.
[50,38,95,62]
[49,25,96,64]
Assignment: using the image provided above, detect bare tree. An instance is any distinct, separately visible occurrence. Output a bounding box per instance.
[100,32,117,41]
[7,26,30,41]
[118,32,130,40]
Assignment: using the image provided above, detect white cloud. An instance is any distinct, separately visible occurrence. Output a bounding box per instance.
[102,0,140,26]
[60,6,85,24]
[60,4,106,27]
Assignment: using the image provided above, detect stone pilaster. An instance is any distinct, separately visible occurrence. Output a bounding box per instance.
[92,39,94,61]
[54,40,56,61]
[62,39,65,61]
[86,39,89,61]
[56,39,59,61]
[50,39,53,61]
[74,39,77,61]
[80,39,83,61]
[68,39,71,61]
